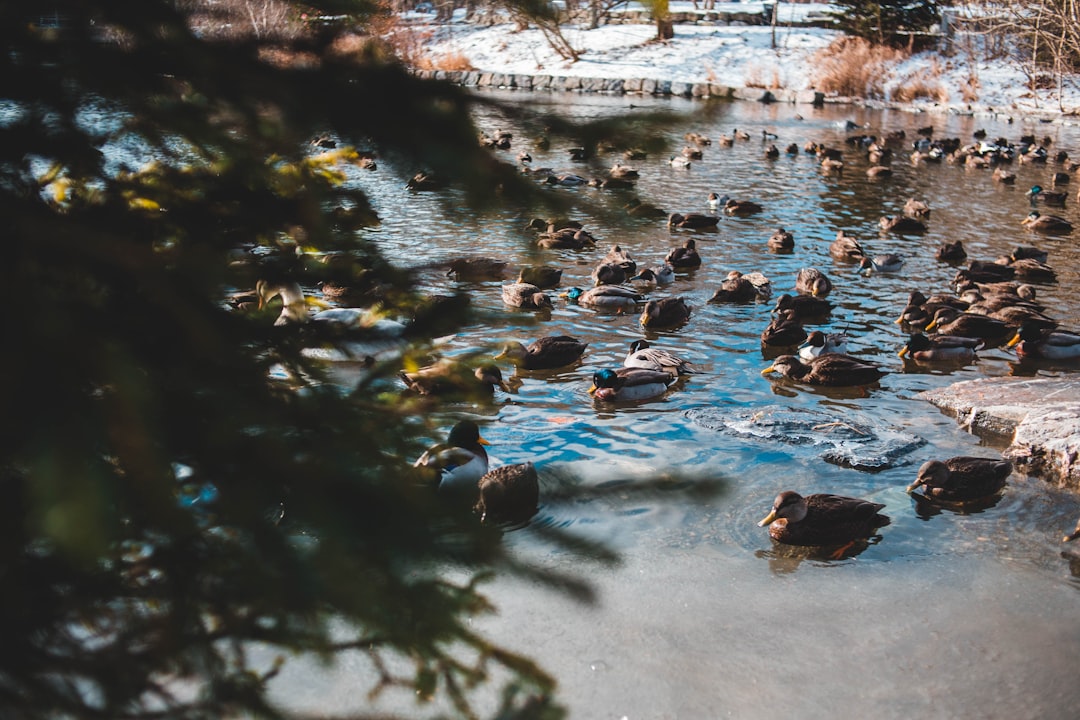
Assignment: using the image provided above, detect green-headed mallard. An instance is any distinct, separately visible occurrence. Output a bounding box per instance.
[496,335,588,370]
[797,330,849,361]
[668,212,719,230]
[400,362,508,397]
[517,265,563,288]
[758,490,890,548]
[561,285,643,312]
[899,333,981,364]
[1027,184,1067,206]
[907,456,1011,503]
[795,267,832,298]
[475,462,540,525]
[829,230,865,262]
[665,238,702,269]
[588,367,678,402]
[413,420,490,493]
[925,307,1015,347]
[623,339,694,375]
[761,353,885,386]
[1007,322,1080,361]
[767,227,794,252]
[1022,211,1073,234]
[501,282,553,311]
[640,296,691,329]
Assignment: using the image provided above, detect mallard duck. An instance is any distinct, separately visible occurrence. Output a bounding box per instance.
[925,307,1015,346]
[1003,257,1057,283]
[589,176,635,189]
[590,261,627,286]
[797,330,849,361]
[1010,245,1049,263]
[668,212,719,230]
[413,420,490,494]
[601,244,637,275]
[474,462,540,525]
[935,240,967,263]
[1027,184,1067,206]
[983,304,1057,332]
[630,264,675,288]
[795,267,832,297]
[1006,322,1080,360]
[624,198,667,218]
[640,297,691,329]
[760,311,807,349]
[767,227,794,252]
[829,230,865,262]
[758,491,890,548]
[761,353,885,386]
[879,215,927,234]
[907,457,1012,502]
[903,198,931,219]
[496,335,588,370]
[535,226,597,249]
[624,339,694,375]
[517,265,563,288]
[560,285,643,312]
[545,173,589,186]
[1022,211,1073,234]
[446,257,509,280]
[400,362,508,397]
[898,333,981,364]
[608,161,640,179]
[860,253,904,274]
[666,238,702,269]
[709,270,765,304]
[681,145,703,160]
[588,367,678,402]
[501,282,553,310]
[774,293,832,322]
[723,197,764,217]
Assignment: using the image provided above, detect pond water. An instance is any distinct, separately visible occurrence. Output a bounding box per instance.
[268,92,1080,718]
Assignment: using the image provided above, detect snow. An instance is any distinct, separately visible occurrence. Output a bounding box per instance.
[408,2,1080,120]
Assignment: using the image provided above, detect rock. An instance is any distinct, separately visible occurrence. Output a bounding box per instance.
[918,377,1080,488]
[686,405,926,471]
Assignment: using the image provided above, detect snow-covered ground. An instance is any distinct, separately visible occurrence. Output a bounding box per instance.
[407,2,1080,120]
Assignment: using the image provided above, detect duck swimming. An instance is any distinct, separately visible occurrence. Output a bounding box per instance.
[767,227,795,252]
[668,212,719,230]
[630,264,676,288]
[794,267,833,298]
[761,353,885,387]
[1006,322,1080,360]
[1022,211,1073,234]
[758,490,890,550]
[561,285,643,312]
[501,282,553,310]
[399,362,508,398]
[413,420,490,494]
[624,339,695,376]
[797,330,849,361]
[666,238,703,269]
[496,335,588,370]
[829,230,865,262]
[475,462,540,525]
[898,333,981,364]
[589,367,678,402]
[907,456,1012,503]
[640,296,692,329]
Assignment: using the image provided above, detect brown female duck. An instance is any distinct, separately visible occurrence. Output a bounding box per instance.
[496,335,588,370]
[907,457,1012,503]
[758,490,890,549]
[761,353,885,387]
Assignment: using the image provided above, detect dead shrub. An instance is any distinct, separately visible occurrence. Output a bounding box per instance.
[891,59,949,103]
[811,36,905,99]
[744,64,783,90]
[413,51,476,72]
[960,73,980,104]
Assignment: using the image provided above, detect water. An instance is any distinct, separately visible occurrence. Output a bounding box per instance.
[268,93,1080,717]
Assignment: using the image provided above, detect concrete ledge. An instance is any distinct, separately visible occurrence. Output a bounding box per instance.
[918,377,1080,489]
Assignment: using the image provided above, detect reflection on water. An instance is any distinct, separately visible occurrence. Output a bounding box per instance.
[268,93,1080,717]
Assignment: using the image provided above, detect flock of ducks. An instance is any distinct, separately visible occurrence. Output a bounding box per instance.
[261,121,1080,548]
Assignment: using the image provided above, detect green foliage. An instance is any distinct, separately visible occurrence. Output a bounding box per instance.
[827,0,948,46]
[0,1,626,717]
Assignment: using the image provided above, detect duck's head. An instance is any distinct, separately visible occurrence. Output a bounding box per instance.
[629,339,651,354]
[758,491,808,526]
[667,212,684,226]
[588,368,621,395]
[1026,184,1043,197]
[560,287,585,302]
[1006,321,1045,347]
[495,341,528,362]
[760,355,809,379]
[907,459,950,493]
[475,364,509,392]
[446,420,490,451]
[631,268,656,282]
[898,333,932,358]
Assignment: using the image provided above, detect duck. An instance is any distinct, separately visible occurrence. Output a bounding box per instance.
[709,270,766,304]
[797,330,850,361]
[258,280,406,335]
[624,339,694,376]
[668,212,719,230]
[767,227,794,252]
[517,265,563,288]
[707,191,723,210]
[406,171,446,191]
[560,285,643,312]
[859,253,904,274]
[903,198,931,219]
[925,307,1016,347]
[624,198,668,218]
[879,215,927,234]
[535,226,598,249]
[446,257,509,280]
[907,457,1012,503]
[1026,184,1067,206]
[1022,211,1073,234]
[256,279,314,325]
[935,240,967,263]
[630,264,676,288]
[669,155,692,169]
[1002,257,1057,283]
[898,333,981,364]
[588,367,678,402]
[640,296,691,329]
[496,335,588,370]
[761,353,885,386]
[544,173,589,186]
[590,261,628,286]
[608,161,640,179]
[474,462,540,525]
[400,362,508,398]
[1006,322,1080,360]
[413,420,490,494]
[601,244,637,275]
[757,490,890,549]
[1010,245,1049,263]
[993,166,1017,184]
[722,197,764,217]
[760,311,807,350]
[794,267,833,298]
[829,230,866,262]
[665,238,702,269]
[773,293,832,322]
[501,282,553,310]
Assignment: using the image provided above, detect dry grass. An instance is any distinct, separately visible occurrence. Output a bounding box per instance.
[810,37,905,99]
[960,72,981,104]
[413,51,476,72]
[744,63,783,90]
[891,59,949,103]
